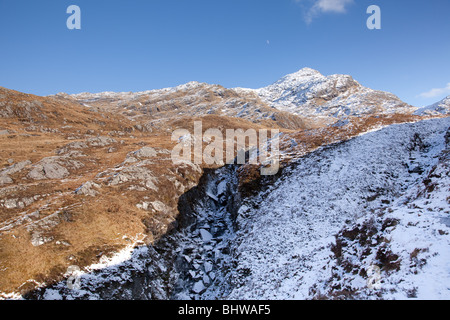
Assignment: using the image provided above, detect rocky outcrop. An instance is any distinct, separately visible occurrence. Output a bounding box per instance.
[0,160,31,186]
[28,153,84,180]
[74,181,101,197]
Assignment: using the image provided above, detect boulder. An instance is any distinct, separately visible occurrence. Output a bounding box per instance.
[86,136,117,147]
[74,181,101,196]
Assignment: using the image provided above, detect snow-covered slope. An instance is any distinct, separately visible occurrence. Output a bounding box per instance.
[415,95,450,116]
[236,68,416,122]
[216,117,449,299]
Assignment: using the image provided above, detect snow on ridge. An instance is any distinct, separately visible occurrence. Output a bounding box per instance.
[233,67,416,120]
[60,67,416,122]
[63,81,209,101]
[415,95,450,116]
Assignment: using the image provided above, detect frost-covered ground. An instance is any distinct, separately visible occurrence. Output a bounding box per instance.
[220,117,449,299]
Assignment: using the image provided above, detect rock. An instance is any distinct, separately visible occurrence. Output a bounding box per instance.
[204,261,213,273]
[29,162,69,180]
[4,198,18,209]
[192,281,206,294]
[1,197,34,210]
[28,156,83,180]
[56,141,88,154]
[75,181,100,196]
[203,274,211,285]
[124,147,157,163]
[133,146,157,158]
[1,160,31,176]
[199,229,213,243]
[136,201,160,211]
[29,211,40,219]
[217,180,228,197]
[0,174,13,186]
[108,166,158,191]
[30,235,54,247]
[150,201,169,212]
[55,240,71,246]
[86,136,117,147]
[21,197,35,207]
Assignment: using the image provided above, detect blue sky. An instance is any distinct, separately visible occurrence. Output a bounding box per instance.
[0,0,449,107]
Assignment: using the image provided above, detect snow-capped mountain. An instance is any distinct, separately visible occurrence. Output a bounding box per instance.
[236,68,416,123]
[415,95,450,116]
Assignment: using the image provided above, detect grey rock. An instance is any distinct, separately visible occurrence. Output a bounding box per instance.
[108,166,158,191]
[29,162,69,180]
[199,229,213,243]
[133,147,157,158]
[28,155,83,180]
[87,136,117,147]
[2,160,32,176]
[56,141,88,154]
[0,174,13,186]
[75,181,101,196]
[4,198,18,209]
[192,281,206,294]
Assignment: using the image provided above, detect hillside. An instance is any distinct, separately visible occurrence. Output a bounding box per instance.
[0,70,448,299]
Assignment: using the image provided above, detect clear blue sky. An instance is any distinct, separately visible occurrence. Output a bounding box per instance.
[0,0,449,107]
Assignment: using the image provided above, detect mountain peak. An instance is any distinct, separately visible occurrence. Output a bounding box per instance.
[290,67,322,77]
[414,95,450,116]
[275,68,323,84]
[255,68,415,120]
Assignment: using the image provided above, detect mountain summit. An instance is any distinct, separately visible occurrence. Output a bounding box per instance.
[249,68,416,123]
[415,95,450,116]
